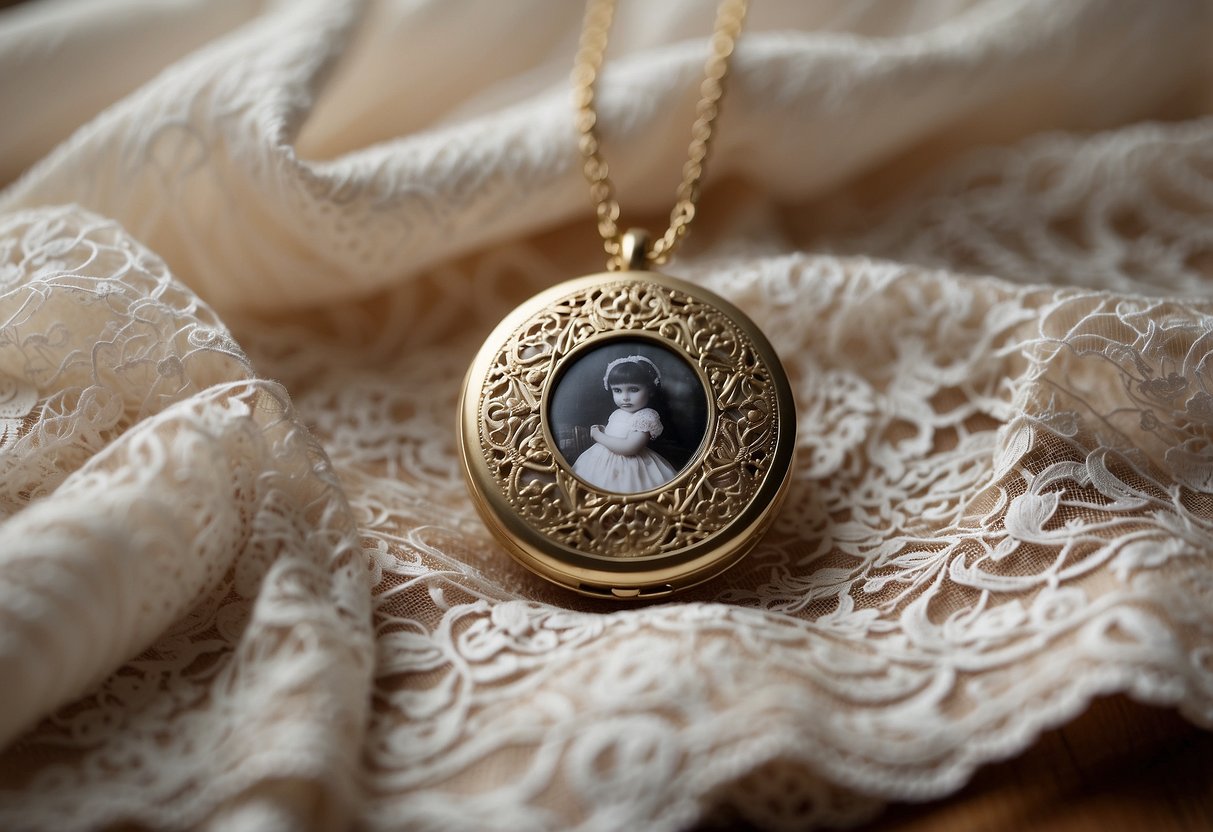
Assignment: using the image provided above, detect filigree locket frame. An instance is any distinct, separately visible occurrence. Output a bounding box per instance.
[459,271,795,599]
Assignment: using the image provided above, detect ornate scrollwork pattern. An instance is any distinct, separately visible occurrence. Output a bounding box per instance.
[478,280,778,558]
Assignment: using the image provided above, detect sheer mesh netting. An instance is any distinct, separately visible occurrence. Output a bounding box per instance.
[0,0,1211,830]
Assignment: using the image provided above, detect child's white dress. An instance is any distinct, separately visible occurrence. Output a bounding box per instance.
[572,407,677,493]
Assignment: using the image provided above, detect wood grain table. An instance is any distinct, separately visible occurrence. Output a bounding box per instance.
[865,696,1213,831]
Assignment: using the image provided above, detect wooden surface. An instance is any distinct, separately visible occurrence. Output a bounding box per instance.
[864,696,1213,831]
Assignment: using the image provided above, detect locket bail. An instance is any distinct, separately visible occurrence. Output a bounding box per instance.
[617,228,651,271]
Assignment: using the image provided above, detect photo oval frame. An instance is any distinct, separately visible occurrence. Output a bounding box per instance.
[459,270,796,599]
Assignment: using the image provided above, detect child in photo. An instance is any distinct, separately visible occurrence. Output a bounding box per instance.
[572,355,677,493]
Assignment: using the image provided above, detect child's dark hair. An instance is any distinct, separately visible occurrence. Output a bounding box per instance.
[606,360,659,390]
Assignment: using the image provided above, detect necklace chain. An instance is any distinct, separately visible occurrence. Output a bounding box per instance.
[573,0,748,270]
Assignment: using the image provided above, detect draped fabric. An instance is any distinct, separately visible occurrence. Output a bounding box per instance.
[1,0,1212,829]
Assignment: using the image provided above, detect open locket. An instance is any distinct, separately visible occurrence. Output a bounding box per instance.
[459,243,796,599]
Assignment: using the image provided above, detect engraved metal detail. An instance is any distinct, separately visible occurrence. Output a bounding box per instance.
[478,280,778,558]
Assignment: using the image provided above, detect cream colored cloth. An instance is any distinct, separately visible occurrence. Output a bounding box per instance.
[2,0,1213,829]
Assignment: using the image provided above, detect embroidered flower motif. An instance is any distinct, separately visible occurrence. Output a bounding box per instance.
[1003,490,1061,544]
[157,356,185,378]
[1029,587,1086,628]
[1184,391,1213,425]
[0,373,38,449]
[1165,440,1213,492]
[1138,372,1188,402]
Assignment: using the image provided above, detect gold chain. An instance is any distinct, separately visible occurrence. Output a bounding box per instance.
[573,0,748,270]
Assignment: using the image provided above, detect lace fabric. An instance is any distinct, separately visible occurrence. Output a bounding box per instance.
[1,0,1212,830]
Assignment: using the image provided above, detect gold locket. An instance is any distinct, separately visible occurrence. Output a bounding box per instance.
[459,234,796,599]
[458,0,793,598]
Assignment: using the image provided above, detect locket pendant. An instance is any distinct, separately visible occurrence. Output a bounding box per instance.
[459,231,796,599]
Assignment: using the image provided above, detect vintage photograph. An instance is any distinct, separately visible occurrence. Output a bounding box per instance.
[548,340,709,493]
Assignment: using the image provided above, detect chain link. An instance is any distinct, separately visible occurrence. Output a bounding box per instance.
[573,0,748,269]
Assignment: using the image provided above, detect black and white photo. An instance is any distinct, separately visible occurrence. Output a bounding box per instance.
[549,341,708,493]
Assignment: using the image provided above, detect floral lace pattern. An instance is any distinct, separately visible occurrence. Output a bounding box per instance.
[1,0,1212,830]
